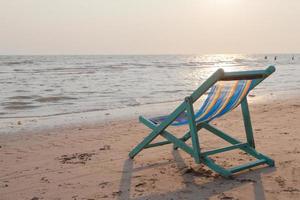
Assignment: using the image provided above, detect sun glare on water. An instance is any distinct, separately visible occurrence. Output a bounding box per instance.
[186,54,248,87]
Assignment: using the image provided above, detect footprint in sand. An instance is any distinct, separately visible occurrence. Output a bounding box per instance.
[135,182,146,192]
[98,181,110,189]
[40,177,50,183]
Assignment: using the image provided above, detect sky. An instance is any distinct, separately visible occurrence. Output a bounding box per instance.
[1,0,300,55]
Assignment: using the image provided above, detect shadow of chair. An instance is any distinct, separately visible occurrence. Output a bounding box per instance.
[118,150,275,200]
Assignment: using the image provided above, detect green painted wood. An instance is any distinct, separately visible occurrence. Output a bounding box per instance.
[160,131,194,156]
[228,159,267,173]
[241,98,255,148]
[180,131,192,142]
[250,66,276,90]
[202,143,248,156]
[222,70,267,80]
[202,123,275,172]
[174,130,191,150]
[241,145,275,167]
[139,116,156,129]
[145,140,172,148]
[129,66,276,176]
[129,102,186,158]
[190,68,224,103]
[196,123,205,131]
[138,116,194,155]
[185,98,201,163]
[202,123,241,145]
[222,65,275,81]
[202,156,232,177]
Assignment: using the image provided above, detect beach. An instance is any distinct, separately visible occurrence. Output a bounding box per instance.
[2,0,300,198]
[1,96,299,200]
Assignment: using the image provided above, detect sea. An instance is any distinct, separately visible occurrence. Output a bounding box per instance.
[0,54,299,133]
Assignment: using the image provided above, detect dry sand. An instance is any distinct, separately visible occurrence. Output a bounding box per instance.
[0,98,300,200]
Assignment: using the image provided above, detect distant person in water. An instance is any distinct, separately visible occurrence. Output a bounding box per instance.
[292,56,294,60]
[264,56,268,59]
[274,56,277,60]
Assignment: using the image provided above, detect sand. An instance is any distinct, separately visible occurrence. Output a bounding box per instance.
[0,97,300,200]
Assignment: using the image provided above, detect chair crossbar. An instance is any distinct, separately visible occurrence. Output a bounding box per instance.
[145,140,172,148]
[201,156,232,177]
[202,123,241,144]
[145,131,191,149]
[228,159,267,173]
[221,66,275,81]
[202,143,248,157]
[161,131,194,156]
[139,116,194,156]
[222,71,266,80]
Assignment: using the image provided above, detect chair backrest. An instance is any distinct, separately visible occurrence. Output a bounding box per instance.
[194,79,253,123]
[171,66,275,126]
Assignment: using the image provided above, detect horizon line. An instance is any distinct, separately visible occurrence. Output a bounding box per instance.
[0,53,299,56]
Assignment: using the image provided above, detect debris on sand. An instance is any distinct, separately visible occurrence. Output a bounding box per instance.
[112,190,122,197]
[99,145,111,151]
[99,181,110,189]
[40,177,50,183]
[218,192,237,200]
[280,132,289,135]
[180,166,214,178]
[283,187,300,193]
[135,182,146,187]
[57,153,95,164]
[275,176,286,187]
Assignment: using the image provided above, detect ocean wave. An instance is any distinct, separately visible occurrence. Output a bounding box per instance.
[9,95,41,100]
[35,96,77,103]
[0,60,34,66]
[0,54,298,120]
[4,104,40,110]
[150,90,187,94]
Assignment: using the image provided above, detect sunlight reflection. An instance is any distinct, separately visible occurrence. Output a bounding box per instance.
[186,54,248,87]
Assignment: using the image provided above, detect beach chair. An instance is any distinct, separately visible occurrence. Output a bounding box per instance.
[129,66,275,177]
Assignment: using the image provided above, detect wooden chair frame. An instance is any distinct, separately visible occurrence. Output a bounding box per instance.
[129,66,275,177]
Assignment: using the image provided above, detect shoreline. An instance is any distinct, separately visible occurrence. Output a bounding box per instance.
[0,96,299,199]
[0,92,298,135]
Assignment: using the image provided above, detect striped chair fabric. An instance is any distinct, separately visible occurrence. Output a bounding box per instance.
[150,80,253,126]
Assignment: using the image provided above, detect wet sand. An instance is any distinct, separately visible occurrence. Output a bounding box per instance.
[0,97,300,200]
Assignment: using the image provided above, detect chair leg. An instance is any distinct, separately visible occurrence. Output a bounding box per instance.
[185,97,201,163]
[133,116,195,157]
[202,157,232,177]
[241,145,275,167]
[129,118,170,159]
[129,128,162,159]
[241,98,255,148]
